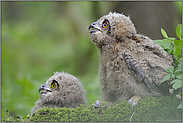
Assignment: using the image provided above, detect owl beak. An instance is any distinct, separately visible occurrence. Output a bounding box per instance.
[88,21,101,33]
[39,84,52,94]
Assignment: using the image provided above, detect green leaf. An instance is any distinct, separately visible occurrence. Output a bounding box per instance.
[161,28,169,38]
[175,65,182,73]
[176,73,182,80]
[175,69,182,74]
[162,38,176,43]
[170,74,175,79]
[153,40,164,44]
[176,24,182,40]
[175,60,182,72]
[176,103,182,109]
[172,80,182,90]
[170,79,180,84]
[160,74,170,85]
[154,40,173,54]
[1,113,5,117]
[168,37,176,41]
[173,40,182,60]
[178,57,182,62]
[165,66,174,73]
[154,40,172,49]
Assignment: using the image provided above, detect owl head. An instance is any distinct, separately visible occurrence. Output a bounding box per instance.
[88,12,137,48]
[38,72,86,105]
[31,72,86,115]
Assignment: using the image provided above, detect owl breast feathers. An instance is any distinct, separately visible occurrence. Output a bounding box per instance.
[88,12,174,104]
[31,72,86,115]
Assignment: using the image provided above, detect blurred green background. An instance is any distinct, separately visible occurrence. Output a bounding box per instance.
[1,1,181,118]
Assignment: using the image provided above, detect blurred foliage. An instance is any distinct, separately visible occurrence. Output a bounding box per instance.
[175,1,182,15]
[1,1,182,119]
[154,24,182,109]
[1,1,109,118]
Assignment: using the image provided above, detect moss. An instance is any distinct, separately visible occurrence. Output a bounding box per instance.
[26,96,182,122]
[2,96,182,122]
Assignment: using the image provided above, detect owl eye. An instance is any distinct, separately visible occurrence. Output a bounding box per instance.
[51,80,58,89]
[51,83,56,88]
[102,22,108,28]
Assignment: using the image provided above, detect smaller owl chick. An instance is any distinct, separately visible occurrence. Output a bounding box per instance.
[31,72,86,115]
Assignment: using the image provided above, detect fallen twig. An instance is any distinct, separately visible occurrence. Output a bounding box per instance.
[129,111,136,122]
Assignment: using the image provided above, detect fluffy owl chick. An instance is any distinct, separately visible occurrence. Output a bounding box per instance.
[88,12,174,107]
[31,72,86,115]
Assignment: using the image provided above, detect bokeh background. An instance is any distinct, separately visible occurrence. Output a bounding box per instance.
[1,1,182,118]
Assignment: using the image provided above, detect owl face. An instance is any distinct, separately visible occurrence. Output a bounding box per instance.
[88,19,111,35]
[38,76,61,102]
[88,12,137,47]
[37,72,85,104]
[39,80,59,96]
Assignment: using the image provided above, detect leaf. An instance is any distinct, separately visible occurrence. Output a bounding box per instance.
[176,24,182,40]
[175,69,182,74]
[165,66,174,73]
[162,37,176,43]
[172,80,182,90]
[154,40,173,54]
[175,64,182,73]
[161,28,169,38]
[173,40,182,60]
[176,73,182,80]
[178,57,182,63]
[154,40,172,49]
[176,103,182,109]
[168,37,176,41]
[23,116,27,119]
[153,40,164,44]
[170,79,180,84]
[1,113,5,117]
[170,74,175,79]
[160,74,170,85]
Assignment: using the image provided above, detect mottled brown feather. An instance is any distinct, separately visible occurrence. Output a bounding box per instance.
[89,12,174,102]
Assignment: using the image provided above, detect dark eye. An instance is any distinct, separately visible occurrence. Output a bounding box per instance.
[102,22,108,28]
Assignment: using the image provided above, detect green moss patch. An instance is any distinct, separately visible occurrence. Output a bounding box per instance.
[28,96,181,122]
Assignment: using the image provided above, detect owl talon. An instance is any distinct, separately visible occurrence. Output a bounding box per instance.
[128,99,133,104]
[128,95,140,108]
[92,100,102,108]
[130,102,137,109]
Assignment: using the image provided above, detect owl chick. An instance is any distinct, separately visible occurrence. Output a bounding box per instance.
[31,72,86,115]
[88,12,174,107]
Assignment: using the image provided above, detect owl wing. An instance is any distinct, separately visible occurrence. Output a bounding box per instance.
[121,39,174,90]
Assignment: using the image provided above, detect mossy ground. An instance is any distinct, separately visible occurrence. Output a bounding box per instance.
[2,95,182,122]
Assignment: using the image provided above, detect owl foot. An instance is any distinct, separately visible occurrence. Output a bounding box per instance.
[92,100,102,108]
[128,95,140,109]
